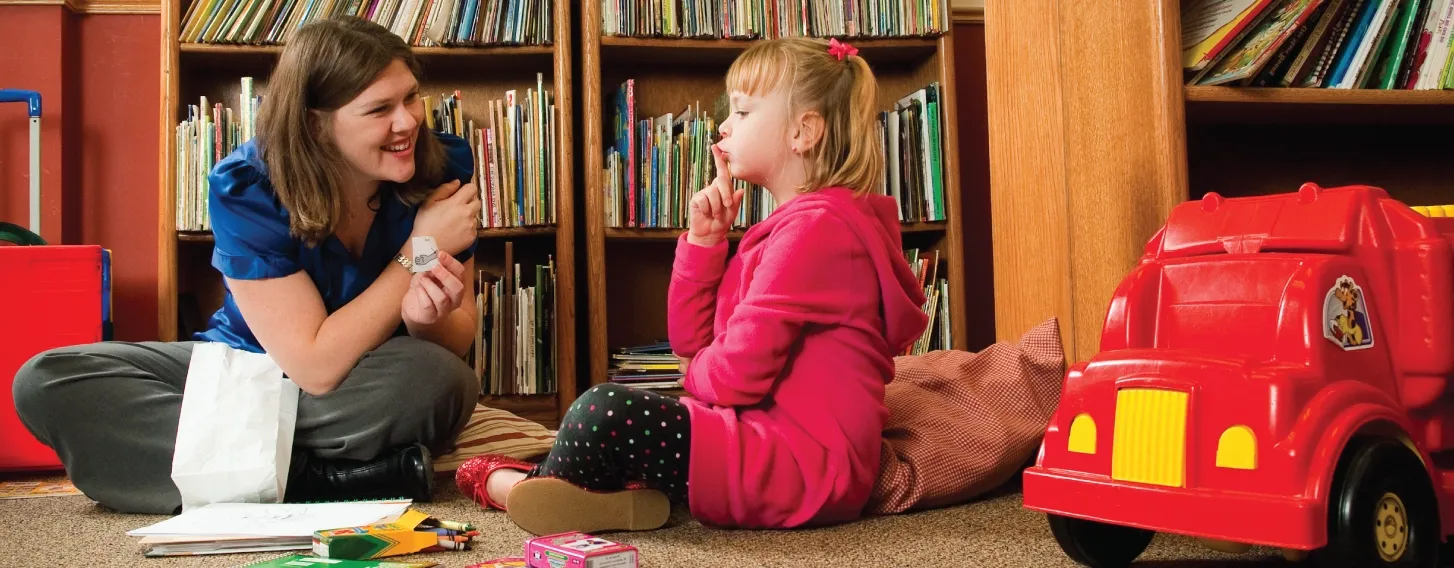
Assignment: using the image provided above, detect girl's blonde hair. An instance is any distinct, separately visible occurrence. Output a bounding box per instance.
[725,37,883,196]
[257,16,447,246]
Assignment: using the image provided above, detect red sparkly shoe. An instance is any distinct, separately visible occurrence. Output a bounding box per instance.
[455,454,536,511]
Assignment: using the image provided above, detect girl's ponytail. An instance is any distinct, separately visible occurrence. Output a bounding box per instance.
[825,52,884,196]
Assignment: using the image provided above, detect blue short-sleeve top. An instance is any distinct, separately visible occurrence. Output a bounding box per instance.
[194,130,476,353]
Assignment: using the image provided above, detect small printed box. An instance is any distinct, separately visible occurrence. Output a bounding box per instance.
[314,509,461,560]
[524,532,638,568]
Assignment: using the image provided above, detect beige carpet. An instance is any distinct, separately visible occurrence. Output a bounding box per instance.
[0,473,1297,567]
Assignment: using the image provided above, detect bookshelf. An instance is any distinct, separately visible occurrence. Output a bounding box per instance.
[985,0,1454,364]
[157,0,577,428]
[580,1,968,387]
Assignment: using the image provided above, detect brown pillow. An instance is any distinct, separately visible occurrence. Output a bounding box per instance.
[433,404,556,472]
[866,317,1065,514]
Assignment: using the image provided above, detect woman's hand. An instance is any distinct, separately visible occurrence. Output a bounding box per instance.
[687,145,744,247]
[402,252,468,327]
[413,179,479,256]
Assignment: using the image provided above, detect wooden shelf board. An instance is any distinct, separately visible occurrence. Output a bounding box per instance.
[604,221,945,241]
[177,231,213,243]
[178,227,557,242]
[1185,86,1454,105]
[478,226,557,238]
[480,393,559,428]
[179,43,555,57]
[178,43,558,74]
[599,35,941,66]
[1184,86,1454,125]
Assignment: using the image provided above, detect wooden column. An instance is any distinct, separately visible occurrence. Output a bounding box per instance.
[984,0,1187,364]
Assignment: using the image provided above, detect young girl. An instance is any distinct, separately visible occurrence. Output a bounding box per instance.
[12,17,482,514]
[458,37,929,535]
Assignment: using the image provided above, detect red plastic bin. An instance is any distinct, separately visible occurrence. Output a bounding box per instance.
[0,245,106,471]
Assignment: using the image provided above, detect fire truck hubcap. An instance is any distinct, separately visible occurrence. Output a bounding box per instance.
[1375,491,1408,562]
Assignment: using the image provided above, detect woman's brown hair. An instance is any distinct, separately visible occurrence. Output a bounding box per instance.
[725,37,883,196]
[257,16,447,246]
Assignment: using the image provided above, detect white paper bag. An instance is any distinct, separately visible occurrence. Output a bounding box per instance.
[171,342,300,511]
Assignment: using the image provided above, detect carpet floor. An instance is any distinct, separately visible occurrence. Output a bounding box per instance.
[0,472,1302,567]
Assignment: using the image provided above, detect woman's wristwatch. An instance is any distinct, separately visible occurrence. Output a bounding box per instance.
[395,253,411,271]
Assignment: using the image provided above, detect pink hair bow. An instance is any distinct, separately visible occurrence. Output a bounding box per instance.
[827,38,858,61]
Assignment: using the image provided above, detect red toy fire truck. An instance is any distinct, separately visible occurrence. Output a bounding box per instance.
[1022,183,1454,568]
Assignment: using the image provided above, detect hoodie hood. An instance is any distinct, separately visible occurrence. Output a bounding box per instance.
[757,187,930,354]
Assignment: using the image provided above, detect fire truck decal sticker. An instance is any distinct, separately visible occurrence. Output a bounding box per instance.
[1324,275,1375,351]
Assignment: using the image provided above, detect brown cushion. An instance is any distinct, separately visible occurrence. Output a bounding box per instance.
[433,404,556,472]
[866,318,1065,514]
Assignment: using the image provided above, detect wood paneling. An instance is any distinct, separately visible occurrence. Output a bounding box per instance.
[0,0,158,13]
[984,0,1075,358]
[985,0,1187,363]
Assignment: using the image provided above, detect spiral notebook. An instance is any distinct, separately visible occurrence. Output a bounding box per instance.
[126,499,413,557]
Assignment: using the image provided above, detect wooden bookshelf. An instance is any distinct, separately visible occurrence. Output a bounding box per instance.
[157,0,578,428]
[580,3,969,385]
[986,1,1454,363]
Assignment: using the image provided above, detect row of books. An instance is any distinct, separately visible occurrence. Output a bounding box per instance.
[175,78,260,232]
[174,76,557,231]
[427,75,559,228]
[881,82,947,223]
[601,0,948,39]
[602,84,774,229]
[601,78,947,230]
[179,0,552,46]
[472,243,557,395]
[904,247,951,355]
[1184,0,1454,89]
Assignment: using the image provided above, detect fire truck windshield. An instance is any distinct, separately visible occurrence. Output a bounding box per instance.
[1151,256,1309,363]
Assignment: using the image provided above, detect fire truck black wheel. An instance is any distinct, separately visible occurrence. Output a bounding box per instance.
[1047,513,1154,568]
[1316,437,1439,568]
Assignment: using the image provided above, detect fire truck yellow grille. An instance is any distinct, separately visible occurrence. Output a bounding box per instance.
[1111,388,1188,487]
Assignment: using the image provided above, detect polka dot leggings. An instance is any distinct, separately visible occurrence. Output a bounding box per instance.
[528,383,692,505]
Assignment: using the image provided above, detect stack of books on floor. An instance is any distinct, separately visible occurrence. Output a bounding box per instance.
[608,341,684,390]
[601,0,947,39]
[1184,0,1454,89]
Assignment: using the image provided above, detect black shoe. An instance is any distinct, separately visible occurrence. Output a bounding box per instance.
[285,443,434,503]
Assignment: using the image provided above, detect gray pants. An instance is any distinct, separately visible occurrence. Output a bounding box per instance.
[12,336,479,514]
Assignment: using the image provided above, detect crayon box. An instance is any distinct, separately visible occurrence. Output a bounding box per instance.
[314,509,452,560]
[524,532,638,568]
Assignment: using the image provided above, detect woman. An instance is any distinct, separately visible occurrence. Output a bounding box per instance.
[11,16,482,515]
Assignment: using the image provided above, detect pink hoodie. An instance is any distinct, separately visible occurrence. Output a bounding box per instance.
[668,187,929,529]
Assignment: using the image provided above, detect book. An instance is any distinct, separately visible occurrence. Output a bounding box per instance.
[126,500,413,557]
[1197,0,1328,86]
[244,553,439,567]
[1181,0,1454,88]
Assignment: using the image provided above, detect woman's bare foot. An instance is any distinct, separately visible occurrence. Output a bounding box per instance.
[487,468,528,509]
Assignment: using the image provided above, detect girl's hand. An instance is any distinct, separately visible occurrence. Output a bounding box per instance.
[413,179,479,256]
[402,252,468,327]
[687,145,745,247]
[676,355,691,386]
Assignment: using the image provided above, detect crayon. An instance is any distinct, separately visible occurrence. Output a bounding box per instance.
[426,539,471,551]
[428,518,476,532]
[417,527,481,538]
